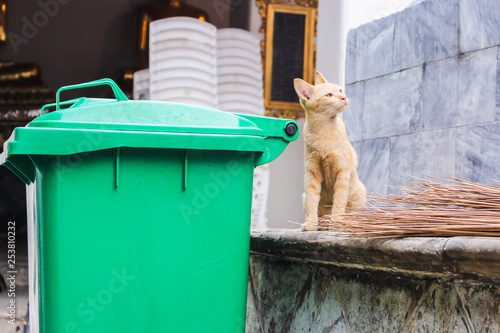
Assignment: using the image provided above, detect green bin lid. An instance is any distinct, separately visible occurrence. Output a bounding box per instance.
[1,79,299,184]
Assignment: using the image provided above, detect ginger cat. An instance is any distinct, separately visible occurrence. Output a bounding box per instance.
[294,72,366,231]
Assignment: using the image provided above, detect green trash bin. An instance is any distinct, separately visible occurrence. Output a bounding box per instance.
[0,79,298,333]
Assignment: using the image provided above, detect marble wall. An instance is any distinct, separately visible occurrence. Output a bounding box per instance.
[344,0,500,194]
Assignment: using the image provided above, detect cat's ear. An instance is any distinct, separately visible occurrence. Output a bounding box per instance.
[314,72,327,85]
[294,79,314,101]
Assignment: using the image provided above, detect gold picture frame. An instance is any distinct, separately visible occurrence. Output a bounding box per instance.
[258,1,318,119]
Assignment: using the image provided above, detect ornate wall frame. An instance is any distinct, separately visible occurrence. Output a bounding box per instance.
[257,0,318,120]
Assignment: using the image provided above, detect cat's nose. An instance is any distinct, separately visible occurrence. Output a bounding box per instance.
[341,96,347,101]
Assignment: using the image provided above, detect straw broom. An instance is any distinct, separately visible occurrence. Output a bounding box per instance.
[314,177,500,239]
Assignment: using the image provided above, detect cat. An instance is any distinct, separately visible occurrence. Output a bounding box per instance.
[294,72,366,231]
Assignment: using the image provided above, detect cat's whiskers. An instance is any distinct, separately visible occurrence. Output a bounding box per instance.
[323,109,334,120]
[345,104,356,118]
[322,104,340,120]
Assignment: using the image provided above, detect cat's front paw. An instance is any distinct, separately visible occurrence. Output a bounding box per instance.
[301,220,318,232]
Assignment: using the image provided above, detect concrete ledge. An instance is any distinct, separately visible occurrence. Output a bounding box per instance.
[250,230,500,283]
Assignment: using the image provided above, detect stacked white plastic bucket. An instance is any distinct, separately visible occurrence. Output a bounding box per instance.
[133,69,150,101]
[133,17,268,229]
[216,28,265,116]
[148,17,218,108]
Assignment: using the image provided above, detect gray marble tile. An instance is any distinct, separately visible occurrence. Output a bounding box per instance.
[459,0,500,53]
[345,29,358,85]
[457,48,497,126]
[393,2,427,71]
[395,0,460,66]
[389,129,456,192]
[344,82,365,142]
[353,15,395,82]
[482,0,500,47]
[349,0,458,80]
[456,122,500,184]
[363,67,422,139]
[422,57,459,131]
[422,0,459,63]
[353,138,390,195]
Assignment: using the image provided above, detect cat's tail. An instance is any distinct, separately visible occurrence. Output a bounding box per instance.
[347,172,367,212]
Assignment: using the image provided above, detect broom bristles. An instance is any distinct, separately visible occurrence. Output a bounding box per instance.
[315,177,500,239]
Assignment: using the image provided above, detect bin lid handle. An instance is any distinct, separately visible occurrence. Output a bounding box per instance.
[40,98,86,115]
[55,78,129,111]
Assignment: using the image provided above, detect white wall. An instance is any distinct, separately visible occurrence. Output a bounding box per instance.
[266,118,306,229]
[316,0,347,86]
[249,0,262,34]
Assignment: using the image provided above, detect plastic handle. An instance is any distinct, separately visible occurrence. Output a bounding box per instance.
[40,98,85,115]
[55,78,129,111]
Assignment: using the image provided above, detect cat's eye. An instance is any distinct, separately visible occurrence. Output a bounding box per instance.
[326,93,333,97]
[339,89,343,93]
